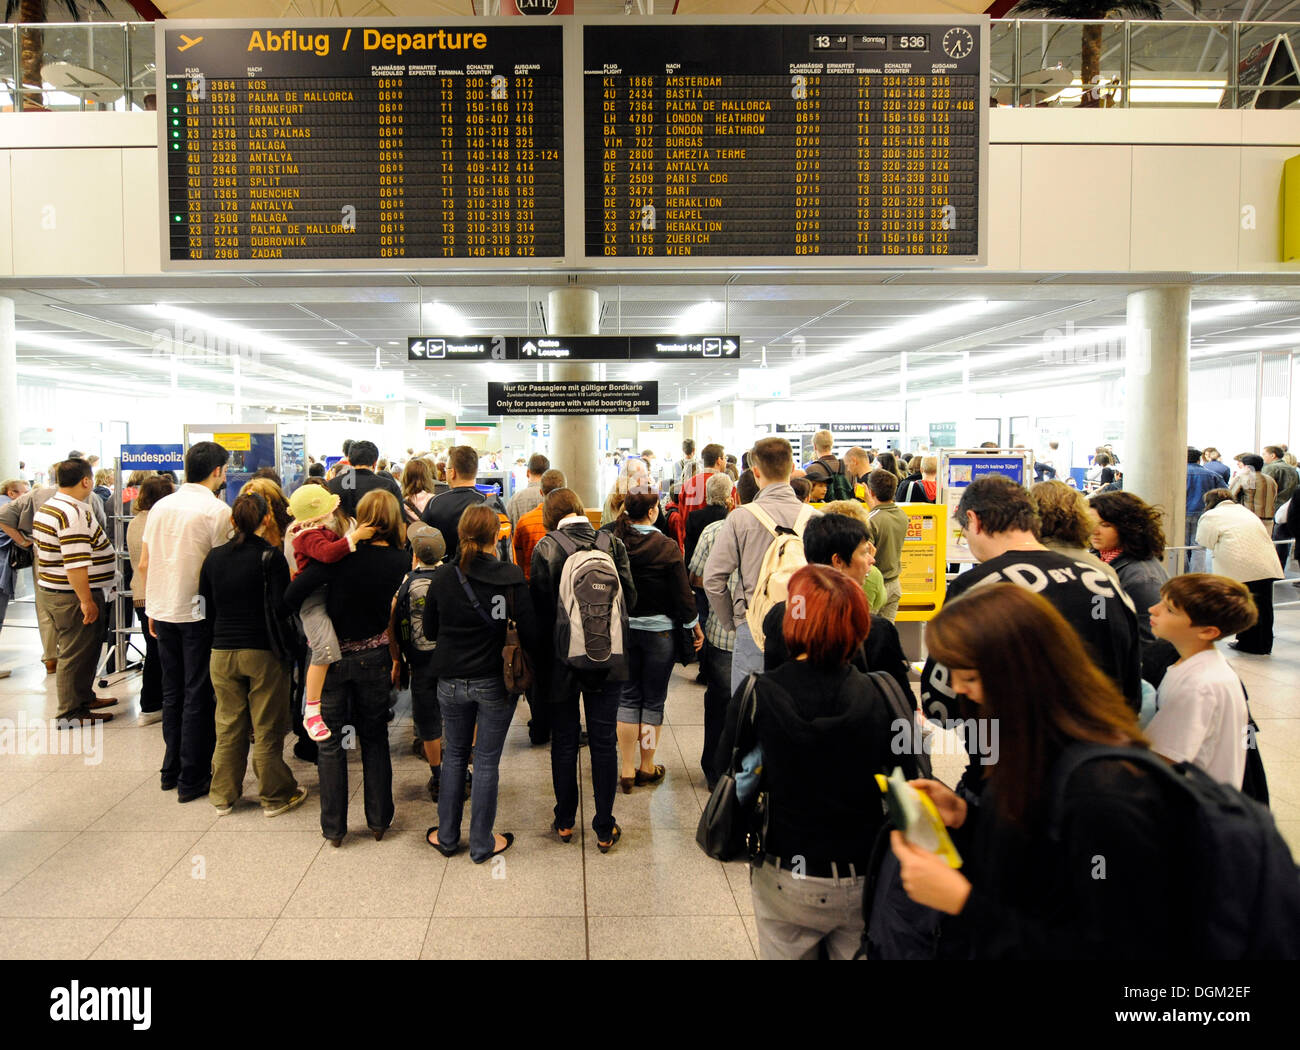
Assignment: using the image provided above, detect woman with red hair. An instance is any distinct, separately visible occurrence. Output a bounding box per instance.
[715,564,920,960]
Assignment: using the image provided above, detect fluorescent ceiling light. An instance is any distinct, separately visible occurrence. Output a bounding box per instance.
[673,300,723,334]
[422,302,472,336]
[148,304,457,411]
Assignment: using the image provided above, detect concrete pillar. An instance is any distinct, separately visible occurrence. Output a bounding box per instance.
[1122,286,1191,554]
[547,288,600,507]
[0,298,16,477]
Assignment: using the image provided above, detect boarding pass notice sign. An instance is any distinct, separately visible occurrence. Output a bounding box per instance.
[488,381,658,415]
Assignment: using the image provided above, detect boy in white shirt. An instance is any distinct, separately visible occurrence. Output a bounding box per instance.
[1145,574,1258,789]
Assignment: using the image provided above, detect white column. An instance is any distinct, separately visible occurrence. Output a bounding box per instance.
[1123,286,1191,550]
[0,298,16,476]
[547,288,601,507]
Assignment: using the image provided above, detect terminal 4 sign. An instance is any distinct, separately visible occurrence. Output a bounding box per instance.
[409,334,738,362]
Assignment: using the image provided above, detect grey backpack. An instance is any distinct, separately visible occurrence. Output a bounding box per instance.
[553,530,628,677]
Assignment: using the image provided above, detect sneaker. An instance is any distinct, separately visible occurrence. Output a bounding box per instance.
[138,710,162,726]
[264,787,308,818]
[213,801,234,816]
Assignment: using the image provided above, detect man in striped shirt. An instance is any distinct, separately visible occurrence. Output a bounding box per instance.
[31,459,117,724]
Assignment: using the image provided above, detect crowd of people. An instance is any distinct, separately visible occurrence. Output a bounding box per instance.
[0,427,1296,959]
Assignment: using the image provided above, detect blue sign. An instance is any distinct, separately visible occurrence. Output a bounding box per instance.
[120,444,184,471]
[945,456,1028,488]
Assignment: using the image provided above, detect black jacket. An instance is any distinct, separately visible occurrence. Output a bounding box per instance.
[1108,552,1179,686]
[529,519,637,672]
[199,535,287,651]
[684,503,727,567]
[948,752,1189,959]
[421,554,539,681]
[715,660,919,870]
[612,518,696,625]
[762,599,911,698]
[420,487,489,565]
[284,543,410,643]
[329,467,402,520]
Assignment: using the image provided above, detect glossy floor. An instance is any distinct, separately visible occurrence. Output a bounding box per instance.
[0,594,1297,960]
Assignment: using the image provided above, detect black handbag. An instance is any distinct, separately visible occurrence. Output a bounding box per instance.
[262,549,308,664]
[696,673,761,861]
[8,540,33,572]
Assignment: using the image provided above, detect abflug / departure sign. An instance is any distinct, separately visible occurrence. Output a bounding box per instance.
[159,21,564,268]
[584,21,984,263]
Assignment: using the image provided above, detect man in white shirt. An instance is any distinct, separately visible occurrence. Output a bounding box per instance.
[31,459,117,723]
[1145,574,1257,788]
[139,441,232,801]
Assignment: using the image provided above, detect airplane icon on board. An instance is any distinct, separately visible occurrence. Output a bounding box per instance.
[177,34,203,52]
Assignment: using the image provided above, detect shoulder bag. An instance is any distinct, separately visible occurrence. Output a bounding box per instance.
[456,567,535,698]
[696,673,763,861]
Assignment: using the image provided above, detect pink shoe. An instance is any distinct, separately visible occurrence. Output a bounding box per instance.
[304,707,331,742]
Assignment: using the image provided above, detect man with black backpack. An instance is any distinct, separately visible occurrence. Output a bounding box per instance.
[804,430,856,504]
[529,487,637,854]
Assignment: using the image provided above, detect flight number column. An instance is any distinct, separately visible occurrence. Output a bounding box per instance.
[627,76,656,256]
[182,79,205,259]
[209,79,240,259]
[378,77,406,259]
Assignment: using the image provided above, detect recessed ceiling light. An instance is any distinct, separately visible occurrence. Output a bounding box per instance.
[336,341,348,345]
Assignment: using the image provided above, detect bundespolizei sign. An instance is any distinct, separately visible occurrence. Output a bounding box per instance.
[120,444,185,471]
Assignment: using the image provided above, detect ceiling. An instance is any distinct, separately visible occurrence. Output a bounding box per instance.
[5,270,1300,416]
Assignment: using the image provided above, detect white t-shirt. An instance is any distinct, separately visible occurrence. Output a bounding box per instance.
[1146,648,1248,788]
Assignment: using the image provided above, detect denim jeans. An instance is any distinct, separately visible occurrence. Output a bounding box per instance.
[617,628,675,727]
[550,666,621,839]
[701,642,734,788]
[436,675,516,861]
[317,647,394,840]
[1185,514,1205,573]
[731,619,764,695]
[155,618,216,792]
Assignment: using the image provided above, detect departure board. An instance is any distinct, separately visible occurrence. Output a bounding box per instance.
[158,21,564,269]
[582,21,985,264]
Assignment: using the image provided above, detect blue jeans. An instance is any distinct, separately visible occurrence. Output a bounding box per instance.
[437,676,516,861]
[731,619,764,695]
[155,619,216,792]
[317,647,394,840]
[617,628,675,726]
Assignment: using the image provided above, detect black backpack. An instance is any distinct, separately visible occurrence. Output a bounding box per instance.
[1049,744,1300,959]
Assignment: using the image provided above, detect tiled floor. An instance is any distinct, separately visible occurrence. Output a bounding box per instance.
[0,589,1297,960]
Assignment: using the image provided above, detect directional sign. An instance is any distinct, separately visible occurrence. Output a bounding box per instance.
[517,336,630,361]
[407,334,741,362]
[628,335,739,360]
[408,336,511,362]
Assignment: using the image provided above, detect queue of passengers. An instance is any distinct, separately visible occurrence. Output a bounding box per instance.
[1,428,1297,960]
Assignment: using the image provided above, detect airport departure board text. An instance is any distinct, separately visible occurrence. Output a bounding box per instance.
[160,23,564,267]
[583,23,983,262]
